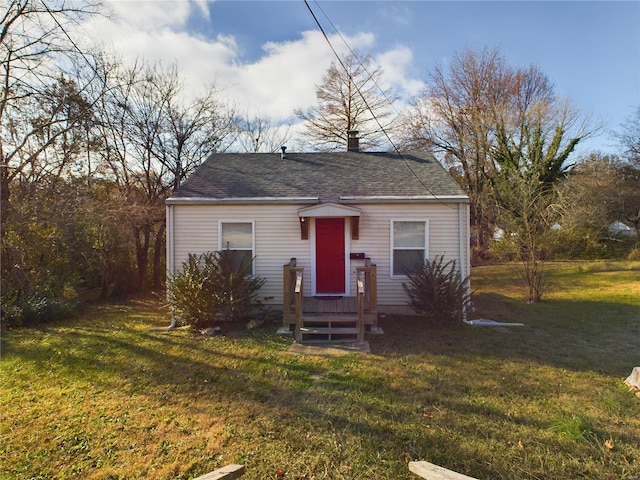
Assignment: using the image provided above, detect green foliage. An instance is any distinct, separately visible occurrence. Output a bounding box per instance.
[402,256,471,324]
[549,414,596,443]
[1,287,78,328]
[0,178,136,328]
[488,114,583,302]
[544,226,638,261]
[167,251,265,327]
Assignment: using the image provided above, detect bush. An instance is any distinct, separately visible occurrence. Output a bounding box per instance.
[402,256,471,324]
[0,291,24,328]
[167,251,266,328]
[1,289,78,328]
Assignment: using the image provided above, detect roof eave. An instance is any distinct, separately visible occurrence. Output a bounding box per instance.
[339,195,469,204]
[166,195,469,205]
[166,197,320,205]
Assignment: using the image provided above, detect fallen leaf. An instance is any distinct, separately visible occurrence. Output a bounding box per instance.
[605,439,614,450]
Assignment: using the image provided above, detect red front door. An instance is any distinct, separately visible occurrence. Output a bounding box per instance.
[315,217,345,294]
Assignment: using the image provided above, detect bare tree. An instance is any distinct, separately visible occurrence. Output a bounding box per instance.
[296,52,398,151]
[403,47,599,262]
[555,152,632,256]
[234,113,291,153]
[94,60,236,289]
[0,0,104,235]
[402,48,549,253]
[614,107,640,238]
[0,0,112,322]
[155,71,237,189]
[616,106,640,161]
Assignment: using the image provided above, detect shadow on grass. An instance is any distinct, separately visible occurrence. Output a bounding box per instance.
[3,294,639,480]
[372,293,639,377]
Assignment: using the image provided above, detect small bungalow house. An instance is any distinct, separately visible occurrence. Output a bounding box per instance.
[166,135,469,343]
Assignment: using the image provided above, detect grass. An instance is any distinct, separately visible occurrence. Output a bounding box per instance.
[1,261,639,480]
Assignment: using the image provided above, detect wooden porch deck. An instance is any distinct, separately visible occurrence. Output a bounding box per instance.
[303,296,358,314]
[283,295,377,329]
[282,258,378,340]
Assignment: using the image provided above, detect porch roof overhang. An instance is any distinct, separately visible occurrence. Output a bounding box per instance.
[297,202,361,218]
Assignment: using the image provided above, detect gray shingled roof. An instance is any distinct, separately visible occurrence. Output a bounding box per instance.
[170,151,467,201]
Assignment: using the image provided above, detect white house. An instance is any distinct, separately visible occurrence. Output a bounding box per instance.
[166,137,470,342]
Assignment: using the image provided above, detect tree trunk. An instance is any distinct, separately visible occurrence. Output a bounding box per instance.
[134,224,150,291]
[0,164,11,283]
[152,221,166,289]
[0,161,9,242]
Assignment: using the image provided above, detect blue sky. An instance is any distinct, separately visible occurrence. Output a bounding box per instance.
[89,1,640,153]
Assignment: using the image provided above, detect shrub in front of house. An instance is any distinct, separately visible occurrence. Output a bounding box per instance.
[167,251,265,328]
[402,256,471,325]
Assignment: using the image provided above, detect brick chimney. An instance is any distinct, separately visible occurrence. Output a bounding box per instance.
[347,129,360,152]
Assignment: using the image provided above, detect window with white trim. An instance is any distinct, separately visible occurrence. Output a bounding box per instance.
[220,221,254,273]
[391,220,428,276]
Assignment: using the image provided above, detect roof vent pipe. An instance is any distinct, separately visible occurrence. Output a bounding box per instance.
[281,145,286,159]
[347,130,359,152]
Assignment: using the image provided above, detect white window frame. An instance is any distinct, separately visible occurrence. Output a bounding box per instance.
[390,219,429,278]
[218,220,256,274]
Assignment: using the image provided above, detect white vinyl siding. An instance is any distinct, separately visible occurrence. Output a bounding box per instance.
[169,201,469,308]
[172,204,310,304]
[347,203,466,306]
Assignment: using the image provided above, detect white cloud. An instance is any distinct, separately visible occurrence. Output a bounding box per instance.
[101,0,194,31]
[375,46,426,101]
[77,2,423,127]
[228,31,376,119]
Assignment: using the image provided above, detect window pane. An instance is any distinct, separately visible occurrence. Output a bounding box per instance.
[393,222,425,248]
[227,250,253,272]
[221,223,252,249]
[393,249,424,275]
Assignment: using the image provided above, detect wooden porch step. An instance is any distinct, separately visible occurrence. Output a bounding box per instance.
[302,314,358,323]
[301,335,360,344]
[299,317,361,342]
[300,327,360,335]
[284,311,377,327]
[302,322,358,329]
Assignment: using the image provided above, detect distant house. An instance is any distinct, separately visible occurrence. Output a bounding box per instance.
[608,220,636,237]
[166,135,470,342]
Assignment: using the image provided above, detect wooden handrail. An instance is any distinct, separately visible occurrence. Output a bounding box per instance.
[294,270,303,342]
[283,258,303,314]
[367,263,377,312]
[355,263,377,314]
[356,272,365,342]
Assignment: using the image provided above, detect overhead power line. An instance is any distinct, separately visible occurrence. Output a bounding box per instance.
[303,0,455,207]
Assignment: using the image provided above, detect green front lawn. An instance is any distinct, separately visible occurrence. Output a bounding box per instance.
[1,262,639,479]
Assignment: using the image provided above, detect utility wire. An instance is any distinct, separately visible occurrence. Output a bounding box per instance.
[310,0,403,118]
[303,0,455,208]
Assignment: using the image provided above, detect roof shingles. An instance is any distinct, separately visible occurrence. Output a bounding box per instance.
[171,151,466,200]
